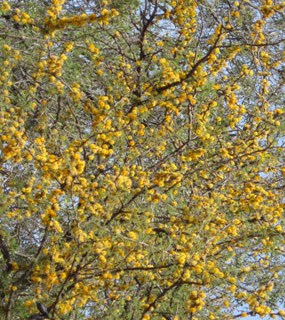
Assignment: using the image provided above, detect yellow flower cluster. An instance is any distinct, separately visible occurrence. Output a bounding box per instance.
[0,0,284,319]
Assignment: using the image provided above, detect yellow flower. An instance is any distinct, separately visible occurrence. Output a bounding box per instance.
[1,1,11,11]
[128,231,137,240]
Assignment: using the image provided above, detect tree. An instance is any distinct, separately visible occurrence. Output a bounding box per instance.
[0,0,284,319]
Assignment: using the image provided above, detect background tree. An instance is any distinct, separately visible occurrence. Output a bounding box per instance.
[0,0,284,320]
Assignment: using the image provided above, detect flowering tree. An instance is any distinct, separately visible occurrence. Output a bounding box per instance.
[0,0,284,319]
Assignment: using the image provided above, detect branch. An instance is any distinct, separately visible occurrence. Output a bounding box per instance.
[0,234,12,272]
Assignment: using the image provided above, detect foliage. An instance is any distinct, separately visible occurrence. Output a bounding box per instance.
[0,0,284,319]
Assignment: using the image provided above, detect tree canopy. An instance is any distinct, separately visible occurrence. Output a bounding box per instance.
[0,0,284,319]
